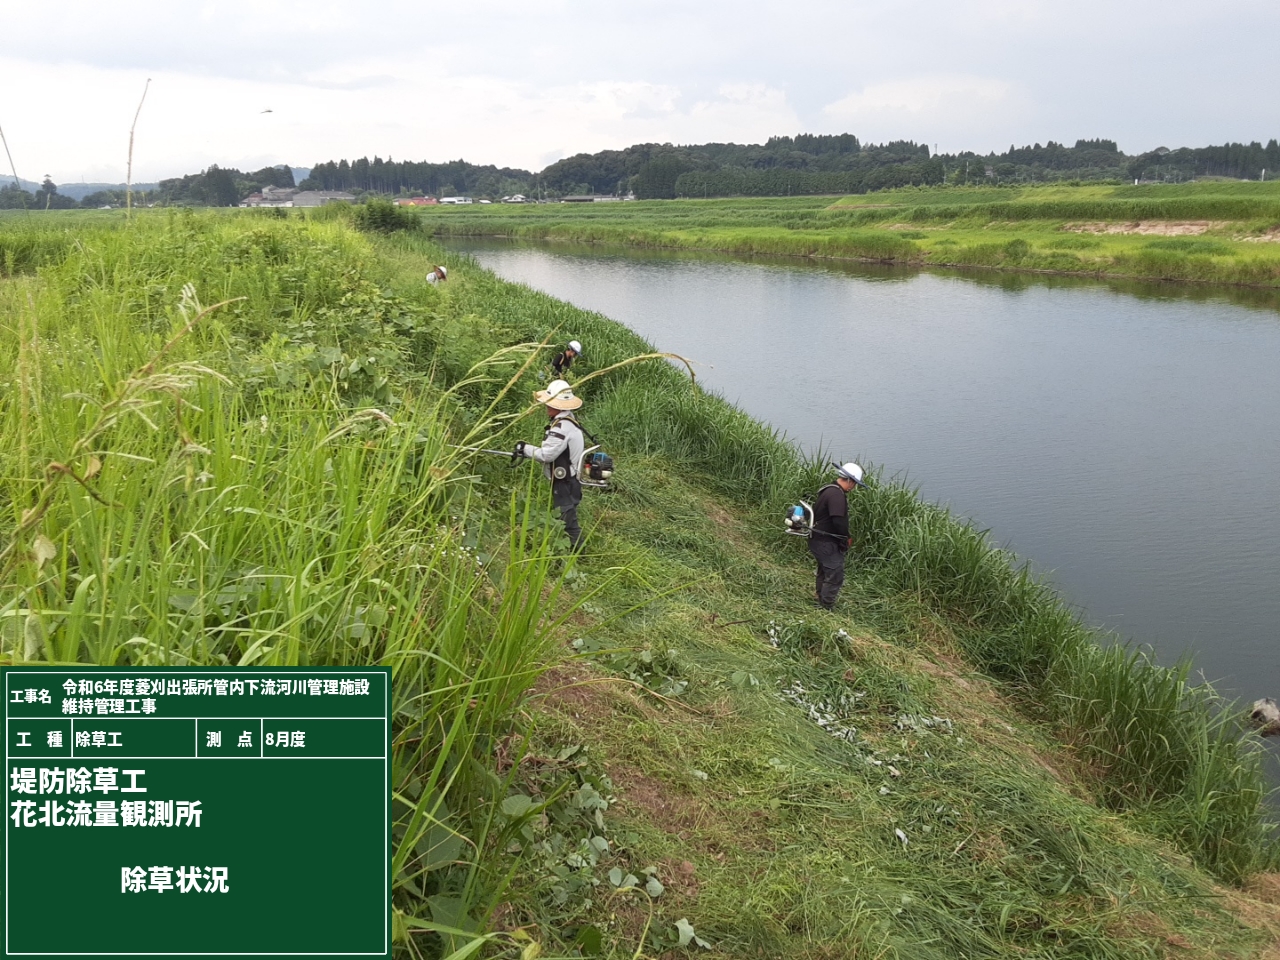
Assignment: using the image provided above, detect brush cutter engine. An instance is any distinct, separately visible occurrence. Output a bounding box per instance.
[783,501,814,537]
[578,445,615,489]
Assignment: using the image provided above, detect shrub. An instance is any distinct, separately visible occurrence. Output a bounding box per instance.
[352,198,420,234]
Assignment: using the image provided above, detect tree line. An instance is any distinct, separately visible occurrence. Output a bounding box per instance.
[1127,141,1280,182]
[6,135,1277,211]
[299,135,1279,201]
[302,158,530,199]
[0,165,297,210]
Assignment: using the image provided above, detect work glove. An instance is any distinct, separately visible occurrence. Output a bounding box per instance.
[512,441,529,462]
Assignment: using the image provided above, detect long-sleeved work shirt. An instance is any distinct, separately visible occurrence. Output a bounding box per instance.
[812,483,849,548]
[528,413,585,481]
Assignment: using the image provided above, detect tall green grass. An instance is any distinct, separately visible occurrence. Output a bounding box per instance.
[0,212,579,950]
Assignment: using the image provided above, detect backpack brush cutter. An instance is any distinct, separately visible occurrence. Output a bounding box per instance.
[448,444,616,490]
[783,501,814,537]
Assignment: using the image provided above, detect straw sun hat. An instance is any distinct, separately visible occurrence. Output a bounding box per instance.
[533,379,582,410]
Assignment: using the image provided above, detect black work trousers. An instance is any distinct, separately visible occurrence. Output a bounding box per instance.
[809,536,845,609]
[552,477,583,549]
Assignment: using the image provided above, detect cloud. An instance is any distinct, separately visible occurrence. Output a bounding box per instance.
[822,75,1026,148]
[0,54,799,182]
[1,1,1276,181]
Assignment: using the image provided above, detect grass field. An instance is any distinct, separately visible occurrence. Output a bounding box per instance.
[412,181,1280,288]
[4,208,1280,958]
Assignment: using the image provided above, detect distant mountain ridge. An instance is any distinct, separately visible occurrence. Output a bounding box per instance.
[6,178,160,201]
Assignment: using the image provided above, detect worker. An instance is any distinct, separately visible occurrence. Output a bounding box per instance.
[425,265,448,284]
[514,379,586,549]
[550,340,582,377]
[810,462,867,610]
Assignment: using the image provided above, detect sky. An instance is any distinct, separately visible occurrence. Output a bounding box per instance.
[2,0,1278,185]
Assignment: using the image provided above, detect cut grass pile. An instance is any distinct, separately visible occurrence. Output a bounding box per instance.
[410,181,1280,287]
[3,209,1279,958]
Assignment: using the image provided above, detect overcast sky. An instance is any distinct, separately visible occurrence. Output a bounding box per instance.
[2,0,1277,184]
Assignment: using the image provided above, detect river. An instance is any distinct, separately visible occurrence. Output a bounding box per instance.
[447,239,1280,706]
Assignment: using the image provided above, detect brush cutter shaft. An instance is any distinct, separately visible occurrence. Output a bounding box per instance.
[448,444,516,458]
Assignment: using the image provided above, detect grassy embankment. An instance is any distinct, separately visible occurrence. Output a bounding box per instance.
[416,181,1280,288]
[3,209,1280,958]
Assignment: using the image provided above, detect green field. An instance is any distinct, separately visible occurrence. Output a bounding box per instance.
[4,208,1280,958]
[413,181,1280,288]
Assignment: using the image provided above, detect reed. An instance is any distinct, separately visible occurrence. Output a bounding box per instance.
[0,212,580,949]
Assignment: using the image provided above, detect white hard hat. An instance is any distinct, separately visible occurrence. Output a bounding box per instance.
[437,265,448,278]
[567,340,582,354]
[835,462,867,487]
[533,378,582,410]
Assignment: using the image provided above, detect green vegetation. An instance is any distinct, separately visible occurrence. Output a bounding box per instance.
[4,208,1280,958]
[415,181,1280,287]
[301,136,1280,201]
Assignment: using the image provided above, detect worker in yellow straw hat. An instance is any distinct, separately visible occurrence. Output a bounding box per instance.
[513,379,586,548]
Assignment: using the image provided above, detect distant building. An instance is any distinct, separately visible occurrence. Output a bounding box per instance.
[393,197,438,206]
[241,187,354,207]
[438,197,472,205]
[291,191,356,207]
[240,185,298,207]
[501,194,527,203]
[560,195,622,203]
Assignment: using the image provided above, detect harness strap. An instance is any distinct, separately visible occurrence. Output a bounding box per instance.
[810,484,848,540]
[547,411,600,444]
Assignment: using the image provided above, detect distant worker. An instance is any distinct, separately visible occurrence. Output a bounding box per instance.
[426,265,448,284]
[514,379,586,549]
[550,340,582,377]
[810,462,867,610]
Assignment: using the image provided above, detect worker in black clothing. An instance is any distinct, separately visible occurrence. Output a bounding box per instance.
[550,340,582,378]
[810,462,867,610]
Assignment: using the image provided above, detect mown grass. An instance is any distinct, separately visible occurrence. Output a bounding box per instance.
[4,209,1280,958]
[380,227,1277,879]
[411,181,1280,288]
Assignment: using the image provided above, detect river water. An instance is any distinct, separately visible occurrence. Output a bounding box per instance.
[448,239,1280,705]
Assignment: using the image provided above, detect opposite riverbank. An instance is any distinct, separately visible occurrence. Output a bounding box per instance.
[416,181,1280,289]
[3,209,1280,957]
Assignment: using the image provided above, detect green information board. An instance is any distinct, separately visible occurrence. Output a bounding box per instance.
[2,667,391,959]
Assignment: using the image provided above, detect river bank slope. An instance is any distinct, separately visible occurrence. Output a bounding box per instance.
[416,182,1280,288]
[2,209,1279,958]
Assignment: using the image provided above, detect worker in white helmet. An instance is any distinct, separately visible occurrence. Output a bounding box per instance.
[513,379,586,548]
[810,462,867,610]
[550,340,582,378]
[425,265,448,285]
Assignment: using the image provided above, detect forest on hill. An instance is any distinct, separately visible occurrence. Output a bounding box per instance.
[298,134,1280,200]
[6,135,1277,209]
